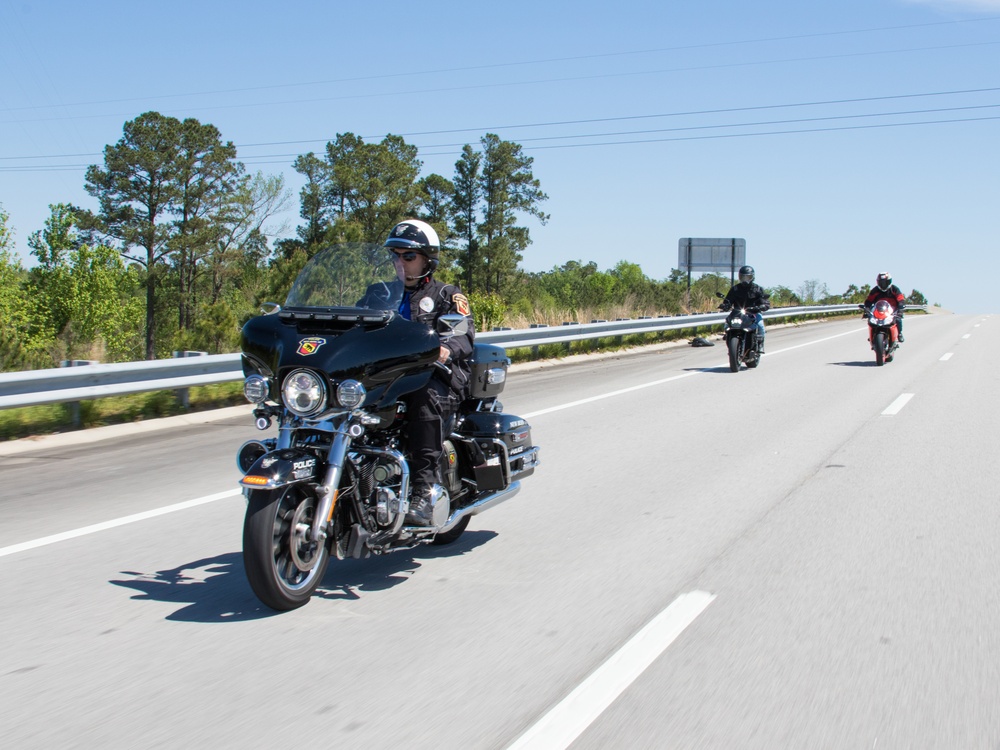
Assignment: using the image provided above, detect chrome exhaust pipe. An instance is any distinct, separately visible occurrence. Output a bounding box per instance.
[439,481,521,532]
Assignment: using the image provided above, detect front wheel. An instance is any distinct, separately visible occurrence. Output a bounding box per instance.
[727,336,740,372]
[243,485,331,611]
[874,332,886,366]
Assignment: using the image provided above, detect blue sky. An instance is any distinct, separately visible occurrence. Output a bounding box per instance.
[1,0,998,312]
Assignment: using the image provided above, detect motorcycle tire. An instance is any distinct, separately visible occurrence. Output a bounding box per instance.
[727,337,740,373]
[431,515,471,546]
[243,485,331,611]
[874,332,886,367]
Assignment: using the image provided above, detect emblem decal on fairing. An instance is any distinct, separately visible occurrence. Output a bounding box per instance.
[297,337,326,356]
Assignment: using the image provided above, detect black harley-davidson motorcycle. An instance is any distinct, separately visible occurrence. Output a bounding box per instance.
[236,244,540,610]
[716,293,763,372]
[859,300,901,366]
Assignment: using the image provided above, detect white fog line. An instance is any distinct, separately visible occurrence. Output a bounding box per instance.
[507,590,716,750]
[524,328,858,419]
[940,353,954,361]
[882,393,914,416]
[524,371,701,418]
[0,489,242,559]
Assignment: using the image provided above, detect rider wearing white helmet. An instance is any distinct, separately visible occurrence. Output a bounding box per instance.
[362,219,475,525]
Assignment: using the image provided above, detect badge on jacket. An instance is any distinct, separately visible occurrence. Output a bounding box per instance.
[419,297,435,313]
[453,293,471,316]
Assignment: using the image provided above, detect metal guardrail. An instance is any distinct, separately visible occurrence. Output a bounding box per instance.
[0,304,881,410]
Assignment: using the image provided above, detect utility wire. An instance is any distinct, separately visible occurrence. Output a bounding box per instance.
[4,85,999,161]
[3,109,996,172]
[2,40,999,128]
[1,15,997,115]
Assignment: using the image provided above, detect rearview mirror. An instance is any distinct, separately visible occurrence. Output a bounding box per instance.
[437,314,470,339]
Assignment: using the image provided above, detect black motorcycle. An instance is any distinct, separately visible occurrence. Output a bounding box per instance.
[715,293,763,372]
[236,243,540,610]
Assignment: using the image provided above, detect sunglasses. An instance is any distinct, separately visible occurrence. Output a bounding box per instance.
[391,251,420,262]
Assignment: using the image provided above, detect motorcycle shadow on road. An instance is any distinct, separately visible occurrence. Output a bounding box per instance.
[109,530,497,623]
[684,366,752,374]
[829,360,882,367]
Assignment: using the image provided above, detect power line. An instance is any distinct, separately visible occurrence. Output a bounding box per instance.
[4,85,999,161]
[1,15,997,115]
[2,39,999,128]
[3,110,996,173]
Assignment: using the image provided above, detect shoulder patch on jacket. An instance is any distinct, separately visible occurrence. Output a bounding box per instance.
[453,293,471,316]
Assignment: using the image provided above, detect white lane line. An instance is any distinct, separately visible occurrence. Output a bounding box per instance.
[524,371,700,418]
[507,590,716,750]
[524,327,859,420]
[963,334,971,339]
[882,393,914,416]
[0,489,241,559]
[940,353,954,361]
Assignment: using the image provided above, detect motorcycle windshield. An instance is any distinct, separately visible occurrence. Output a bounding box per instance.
[872,299,895,323]
[285,243,404,311]
[241,243,439,406]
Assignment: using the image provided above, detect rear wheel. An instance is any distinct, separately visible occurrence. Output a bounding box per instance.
[243,485,331,611]
[727,337,740,372]
[874,332,886,366]
[431,515,471,546]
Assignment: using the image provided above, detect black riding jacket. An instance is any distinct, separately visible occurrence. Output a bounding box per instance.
[864,284,905,311]
[722,282,770,313]
[358,277,475,397]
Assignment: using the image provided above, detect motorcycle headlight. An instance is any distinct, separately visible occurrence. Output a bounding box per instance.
[243,374,270,404]
[336,379,366,409]
[282,369,327,417]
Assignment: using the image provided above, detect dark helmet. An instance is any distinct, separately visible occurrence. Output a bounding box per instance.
[876,272,892,291]
[738,265,755,285]
[384,219,440,272]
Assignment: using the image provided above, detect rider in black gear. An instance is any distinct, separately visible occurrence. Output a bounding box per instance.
[357,219,475,525]
[719,265,770,353]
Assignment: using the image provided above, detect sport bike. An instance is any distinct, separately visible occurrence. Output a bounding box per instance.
[236,243,540,610]
[716,293,763,372]
[859,300,900,366]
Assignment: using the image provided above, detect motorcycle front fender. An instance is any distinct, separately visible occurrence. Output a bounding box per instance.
[240,448,321,490]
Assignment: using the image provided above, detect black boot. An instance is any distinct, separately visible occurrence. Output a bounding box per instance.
[405,484,445,526]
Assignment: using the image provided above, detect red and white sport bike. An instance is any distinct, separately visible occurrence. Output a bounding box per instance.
[859,300,900,366]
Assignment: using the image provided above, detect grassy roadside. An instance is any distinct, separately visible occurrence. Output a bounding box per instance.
[0,382,246,442]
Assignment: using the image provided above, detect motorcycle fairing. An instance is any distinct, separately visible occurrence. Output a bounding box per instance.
[240,448,321,489]
[241,309,439,409]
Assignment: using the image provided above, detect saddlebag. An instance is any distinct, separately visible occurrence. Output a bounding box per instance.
[456,411,537,490]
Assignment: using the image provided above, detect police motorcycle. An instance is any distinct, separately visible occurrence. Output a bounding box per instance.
[715,293,764,372]
[859,300,901,366]
[236,243,540,611]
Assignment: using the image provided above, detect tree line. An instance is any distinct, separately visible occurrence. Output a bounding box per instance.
[0,110,926,372]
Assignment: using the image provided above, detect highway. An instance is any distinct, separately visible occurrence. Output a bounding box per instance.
[1,310,997,749]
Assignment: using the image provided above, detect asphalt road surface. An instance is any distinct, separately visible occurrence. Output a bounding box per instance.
[1,311,997,749]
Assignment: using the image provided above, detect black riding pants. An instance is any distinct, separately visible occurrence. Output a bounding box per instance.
[402,377,457,489]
